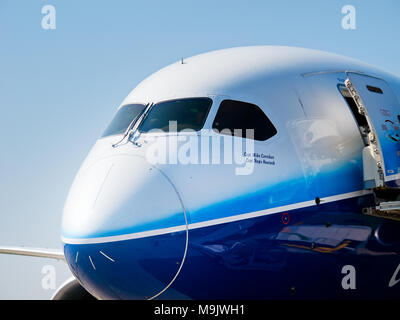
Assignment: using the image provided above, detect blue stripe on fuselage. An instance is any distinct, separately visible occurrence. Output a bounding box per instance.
[63,193,400,299]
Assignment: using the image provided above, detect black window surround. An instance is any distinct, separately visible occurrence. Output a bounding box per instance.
[212,99,277,141]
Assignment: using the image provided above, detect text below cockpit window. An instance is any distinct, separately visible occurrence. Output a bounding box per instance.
[138,98,213,133]
[101,104,146,138]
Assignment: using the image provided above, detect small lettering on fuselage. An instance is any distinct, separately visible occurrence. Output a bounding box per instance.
[243,152,276,165]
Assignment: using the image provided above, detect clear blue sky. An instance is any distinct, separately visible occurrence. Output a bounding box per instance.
[0,0,399,299]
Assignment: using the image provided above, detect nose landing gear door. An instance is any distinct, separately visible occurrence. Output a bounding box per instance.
[345,72,400,189]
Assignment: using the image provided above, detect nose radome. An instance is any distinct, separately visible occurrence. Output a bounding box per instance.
[62,155,187,240]
[61,155,189,299]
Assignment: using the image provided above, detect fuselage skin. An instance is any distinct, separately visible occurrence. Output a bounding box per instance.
[61,46,400,299]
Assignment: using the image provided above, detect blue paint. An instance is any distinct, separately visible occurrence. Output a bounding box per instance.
[62,160,364,240]
[64,194,400,299]
[61,211,186,240]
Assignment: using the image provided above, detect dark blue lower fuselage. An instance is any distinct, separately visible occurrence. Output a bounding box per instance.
[64,194,400,299]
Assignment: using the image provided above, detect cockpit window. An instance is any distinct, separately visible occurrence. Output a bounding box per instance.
[101,104,146,138]
[212,99,277,141]
[138,98,212,133]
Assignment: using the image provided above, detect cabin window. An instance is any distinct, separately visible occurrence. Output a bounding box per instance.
[139,97,212,133]
[212,99,277,141]
[102,103,146,137]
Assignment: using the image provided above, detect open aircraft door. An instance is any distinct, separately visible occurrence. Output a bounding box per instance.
[345,73,400,189]
[345,73,400,220]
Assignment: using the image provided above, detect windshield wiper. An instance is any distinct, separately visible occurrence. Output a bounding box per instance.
[112,103,152,148]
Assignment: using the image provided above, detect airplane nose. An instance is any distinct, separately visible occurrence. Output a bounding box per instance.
[61,155,188,299]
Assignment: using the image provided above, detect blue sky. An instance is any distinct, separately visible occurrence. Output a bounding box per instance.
[0,0,399,299]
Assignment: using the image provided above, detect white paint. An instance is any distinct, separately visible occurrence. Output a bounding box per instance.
[99,251,115,262]
[88,256,96,270]
[62,189,372,244]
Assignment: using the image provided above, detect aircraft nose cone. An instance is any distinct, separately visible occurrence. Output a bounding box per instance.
[61,155,188,299]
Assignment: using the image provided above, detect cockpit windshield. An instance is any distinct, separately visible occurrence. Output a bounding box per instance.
[101,104,146,138]
[138,98,212,133]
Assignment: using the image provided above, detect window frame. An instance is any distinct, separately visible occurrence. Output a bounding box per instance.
[337,83,369,142]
